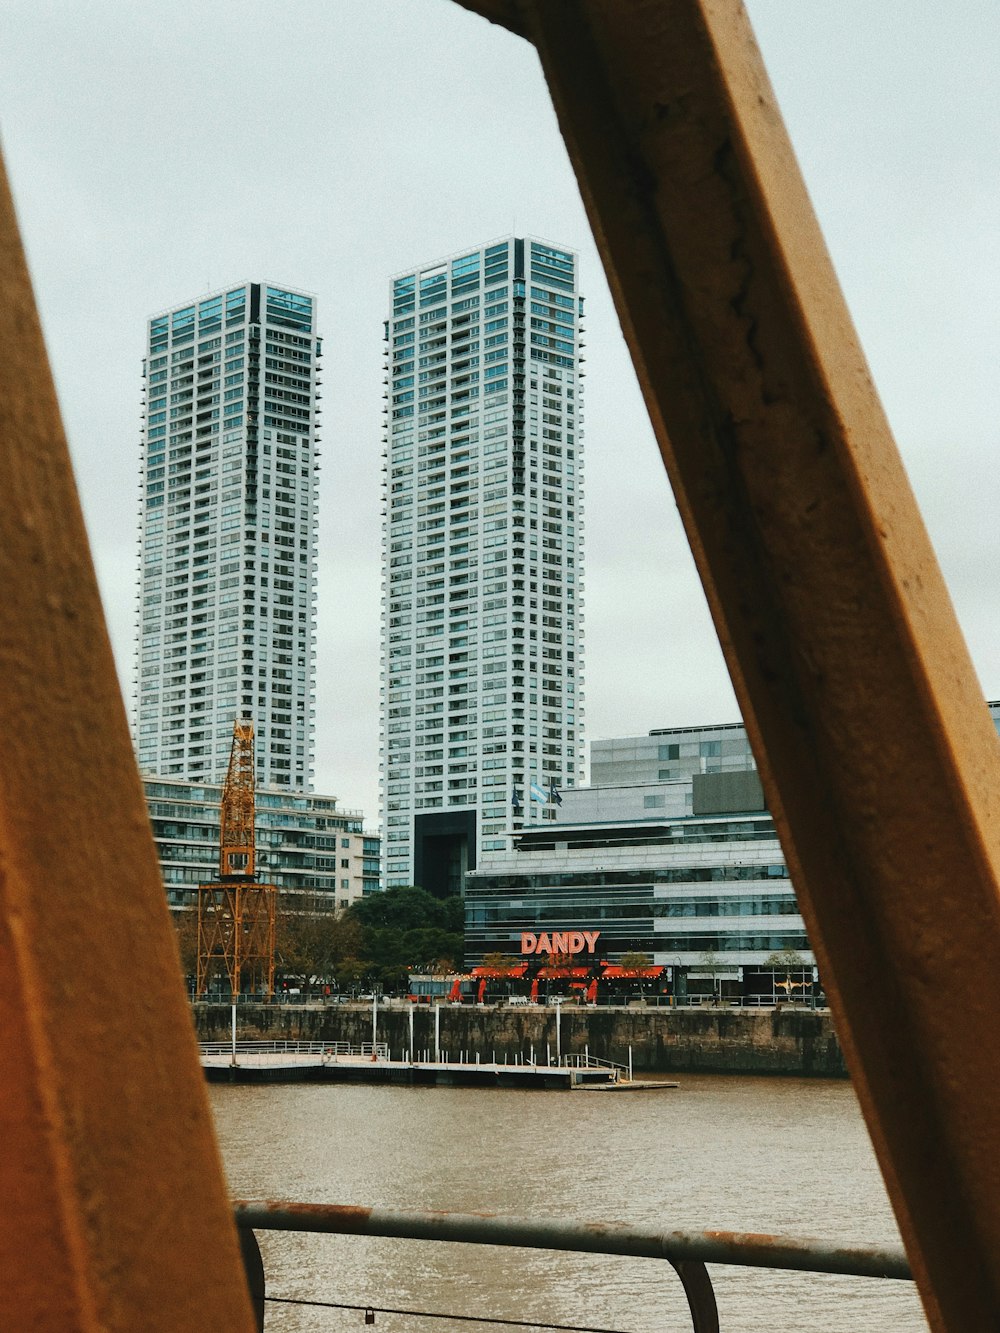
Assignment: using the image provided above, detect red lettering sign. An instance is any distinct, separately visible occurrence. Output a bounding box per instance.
[520,930,601,955]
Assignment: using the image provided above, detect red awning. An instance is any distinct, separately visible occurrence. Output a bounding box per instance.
[602,965,665,979]
[537,966,591,979]
[470,965,528,979]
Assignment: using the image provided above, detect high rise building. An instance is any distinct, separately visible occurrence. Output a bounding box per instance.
[144,777,379,914]
[380,238,585,894]
[135,283,321,788]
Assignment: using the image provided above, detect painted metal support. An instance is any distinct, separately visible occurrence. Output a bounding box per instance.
[0,152,254,1327]
[454,2,1000,1328]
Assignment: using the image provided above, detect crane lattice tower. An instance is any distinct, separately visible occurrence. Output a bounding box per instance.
[196,719,277,997]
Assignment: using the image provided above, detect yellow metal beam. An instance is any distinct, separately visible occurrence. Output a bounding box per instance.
[454,2,1000,1327]
[0,154,254,1328]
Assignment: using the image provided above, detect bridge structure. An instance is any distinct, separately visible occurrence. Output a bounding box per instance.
[1,3,998,1329]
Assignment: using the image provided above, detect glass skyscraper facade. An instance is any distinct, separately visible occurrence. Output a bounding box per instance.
[135,283,320,788]
[381,238,585,892]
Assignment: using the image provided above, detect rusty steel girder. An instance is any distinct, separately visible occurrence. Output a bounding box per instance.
[454,2,1000,1329]
[0,157,255,1327]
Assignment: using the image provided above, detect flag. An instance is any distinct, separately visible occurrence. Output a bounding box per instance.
[549,781,562,806]
[529,782,548,805]
[511,787,522,812]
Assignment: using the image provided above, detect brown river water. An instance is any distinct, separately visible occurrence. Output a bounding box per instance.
[210,1075,928,1332]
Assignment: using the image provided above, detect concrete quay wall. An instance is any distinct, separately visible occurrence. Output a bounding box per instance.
[192,1004,847,1078]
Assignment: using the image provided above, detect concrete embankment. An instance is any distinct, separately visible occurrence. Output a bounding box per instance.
[192,1004,847,1078]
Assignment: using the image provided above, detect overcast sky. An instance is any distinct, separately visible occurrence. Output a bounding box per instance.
[2,2,998,826]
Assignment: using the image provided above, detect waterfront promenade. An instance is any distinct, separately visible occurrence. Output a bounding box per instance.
[191,1000,847,1078]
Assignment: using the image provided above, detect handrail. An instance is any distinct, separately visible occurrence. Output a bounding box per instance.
[559,1052,629,1076]
[233,1199,911,1280]
[200,1040,389,1059]
[233,1199,912,1333]
[200,1041,623,1071]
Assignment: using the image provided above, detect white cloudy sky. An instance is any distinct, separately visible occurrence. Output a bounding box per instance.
[1,2,998,826]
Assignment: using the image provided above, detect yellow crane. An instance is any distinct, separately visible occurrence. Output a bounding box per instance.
[196,719,276,997]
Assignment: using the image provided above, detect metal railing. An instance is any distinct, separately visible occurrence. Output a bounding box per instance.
[200,1040,389,1060]
[234,1199,913,1333]
[200,1041,625,1073]
[555,1051,629,1076]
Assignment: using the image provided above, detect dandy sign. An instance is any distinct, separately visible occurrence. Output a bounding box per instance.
[521,930,600,956]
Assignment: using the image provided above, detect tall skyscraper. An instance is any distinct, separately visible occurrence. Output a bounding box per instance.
[380,238,585,894]
[135,283,320,789]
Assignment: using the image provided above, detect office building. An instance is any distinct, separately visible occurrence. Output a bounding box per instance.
[566,722,758,822]
[135,283,321,788]
[464,722,804,1003]
[145,777,380,914]
[381,238,586,895]
[465,703,1000,999]
[464,809,807,1002]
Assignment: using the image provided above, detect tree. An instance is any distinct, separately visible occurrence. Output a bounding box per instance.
[276,911,363,986]
[698,949,723,1002]
[172,911,199,979]
[350,886,462,935]
[765,949,808,1000]
[337,957,369,990]
[481,952,522,974]
[339,887,464,987]
[545,952,575,972]
[619,951,653,971]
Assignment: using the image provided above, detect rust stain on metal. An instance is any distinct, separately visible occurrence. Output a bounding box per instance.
[236,1199,910,1280]
[455,2,1000,1328]
[0,149,254,1328]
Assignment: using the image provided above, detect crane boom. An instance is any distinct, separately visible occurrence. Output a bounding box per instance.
[220,718,255,879]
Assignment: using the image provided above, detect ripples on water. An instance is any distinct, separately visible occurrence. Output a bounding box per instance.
[211,1076,928,1332]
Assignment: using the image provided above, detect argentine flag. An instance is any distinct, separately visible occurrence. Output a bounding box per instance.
[529,782,548,804]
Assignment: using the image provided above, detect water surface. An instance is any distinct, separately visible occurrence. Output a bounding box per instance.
[212,1075,927,1331]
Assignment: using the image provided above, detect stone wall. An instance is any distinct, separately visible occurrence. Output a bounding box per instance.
[193,1003,847,1078]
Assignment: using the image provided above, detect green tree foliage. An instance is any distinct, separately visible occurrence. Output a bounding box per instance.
[351,886,463,935]
[348,886,464,986]
[275,887,465,992]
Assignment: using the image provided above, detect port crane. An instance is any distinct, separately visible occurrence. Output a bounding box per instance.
[196,719,277,997]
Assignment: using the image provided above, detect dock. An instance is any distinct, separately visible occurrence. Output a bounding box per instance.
[201,1041,677,1091]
